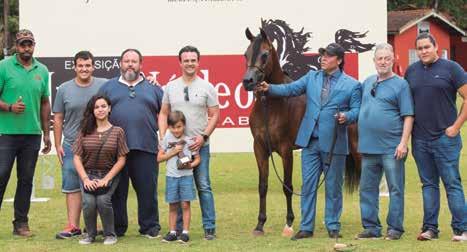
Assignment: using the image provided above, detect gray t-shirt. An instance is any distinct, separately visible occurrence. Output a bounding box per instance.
[53,77,108,146]
[161,132,197,177]
[162,76,218,143]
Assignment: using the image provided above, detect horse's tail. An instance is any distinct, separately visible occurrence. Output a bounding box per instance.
[345,153,361,193]
[344,123,361,193]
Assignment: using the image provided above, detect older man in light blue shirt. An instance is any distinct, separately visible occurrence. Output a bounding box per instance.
[356,43,414,241]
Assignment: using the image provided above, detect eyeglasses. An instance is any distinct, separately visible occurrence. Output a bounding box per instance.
[370,81,380,97]
[184,86,189,101]
[129,85,136,98]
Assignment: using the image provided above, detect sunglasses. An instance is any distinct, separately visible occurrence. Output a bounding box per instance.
[184,86,189,101]
[129,85,136,98]
[370,81,380,97]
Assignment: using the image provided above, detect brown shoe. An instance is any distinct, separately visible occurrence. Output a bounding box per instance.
[13,225,33,237]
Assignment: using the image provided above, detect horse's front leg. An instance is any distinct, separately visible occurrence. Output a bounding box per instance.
[279,147,294,237]
[253,140,269,236]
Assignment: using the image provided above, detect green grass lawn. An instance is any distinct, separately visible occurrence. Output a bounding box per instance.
[0,144,466,251]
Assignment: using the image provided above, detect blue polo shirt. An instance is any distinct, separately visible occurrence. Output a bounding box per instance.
[405,58,466,140]
[358,75,414,154]
[99,76,163,154]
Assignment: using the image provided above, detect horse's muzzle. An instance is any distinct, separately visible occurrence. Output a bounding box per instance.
[242,78,256,91]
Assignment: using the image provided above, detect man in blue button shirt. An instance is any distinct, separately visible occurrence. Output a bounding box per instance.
[257,43,361,240]
[356,43,414,241]
[99,49,164,238]
[405,33,467,242]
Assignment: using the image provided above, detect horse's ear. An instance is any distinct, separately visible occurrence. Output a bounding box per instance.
[245,28,255,41]
[260,28,269,41]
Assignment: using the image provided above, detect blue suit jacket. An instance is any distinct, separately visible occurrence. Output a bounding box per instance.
[269,70,361,154]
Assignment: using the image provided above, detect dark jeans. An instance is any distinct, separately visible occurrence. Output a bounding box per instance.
[81,176,120,238]
[0,134,41,227]
[112,150,160,236]
[412,134,467,234]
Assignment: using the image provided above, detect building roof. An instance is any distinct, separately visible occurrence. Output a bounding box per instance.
[388,8,465,36]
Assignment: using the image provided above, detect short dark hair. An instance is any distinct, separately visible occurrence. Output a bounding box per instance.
[120,48,143,62]
[415,33,437,47]
[167,111,186,127]
[74,51,94,65]
[178,45,200,61]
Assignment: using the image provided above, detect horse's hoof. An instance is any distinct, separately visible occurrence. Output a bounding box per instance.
[282,225,294,237]
[252,229,265,236]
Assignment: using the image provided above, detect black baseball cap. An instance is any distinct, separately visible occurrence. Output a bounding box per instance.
[319,43,345,59]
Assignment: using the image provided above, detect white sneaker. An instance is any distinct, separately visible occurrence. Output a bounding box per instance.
[452,231,467,242]
[79,235,95,245]
[103,235,118,245]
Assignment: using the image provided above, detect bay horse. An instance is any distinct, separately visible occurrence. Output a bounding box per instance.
[242,28,361,236]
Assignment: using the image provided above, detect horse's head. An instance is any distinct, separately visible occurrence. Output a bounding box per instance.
[242,28,275,91]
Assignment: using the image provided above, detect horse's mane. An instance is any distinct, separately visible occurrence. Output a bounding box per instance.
[260,19,375,81]
[261,19,317,80]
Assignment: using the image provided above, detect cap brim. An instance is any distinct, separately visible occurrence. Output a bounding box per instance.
[319,47,338,56]
[16,38,35,44]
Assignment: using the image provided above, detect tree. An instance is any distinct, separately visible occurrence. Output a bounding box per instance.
[0,0,19,59]
[388,0,467,29]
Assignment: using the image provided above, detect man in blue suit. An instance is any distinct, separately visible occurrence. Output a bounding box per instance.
[257,43,362,240]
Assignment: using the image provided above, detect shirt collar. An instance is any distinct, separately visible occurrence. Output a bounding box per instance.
[323,68,342,80]
[13,54,38,69]
[118,74,145,86]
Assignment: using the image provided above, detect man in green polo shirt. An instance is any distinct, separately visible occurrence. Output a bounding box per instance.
[0,29,51,237]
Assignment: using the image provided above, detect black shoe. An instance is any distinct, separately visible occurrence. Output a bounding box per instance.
[291,230,313,241]
[162,232,178,242]
[204,228,216,240]
[142,229,161,239]
[355,230,382,240]
[385,230,402,240]
[328,230,342,239]
[178,233,190,244]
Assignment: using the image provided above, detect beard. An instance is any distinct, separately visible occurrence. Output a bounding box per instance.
[122,69,139,82]
[19,52,32,62]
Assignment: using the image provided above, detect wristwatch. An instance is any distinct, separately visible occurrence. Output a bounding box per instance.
[201,133,209,142]
[8,104,12,112]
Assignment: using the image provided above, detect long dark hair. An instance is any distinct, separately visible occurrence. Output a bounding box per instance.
[79,94,111,136]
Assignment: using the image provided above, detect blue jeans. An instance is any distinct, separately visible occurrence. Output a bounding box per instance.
[0,134,41,227]
[165,175,196,203]
[61,143,80,193]
[177,144,216,231]
[412,134,467,234]
[359,154,405,236]
[300,138,345,232]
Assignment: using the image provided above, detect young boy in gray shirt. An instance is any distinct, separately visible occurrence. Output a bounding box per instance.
[157,111,200,244]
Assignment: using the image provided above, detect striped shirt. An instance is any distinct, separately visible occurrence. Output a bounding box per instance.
[73,126,129,172]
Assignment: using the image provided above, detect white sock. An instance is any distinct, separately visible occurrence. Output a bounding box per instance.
[182,230,189,234]
[170,230,176,234]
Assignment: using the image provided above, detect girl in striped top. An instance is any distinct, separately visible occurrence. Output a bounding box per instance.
[73,94,129,245]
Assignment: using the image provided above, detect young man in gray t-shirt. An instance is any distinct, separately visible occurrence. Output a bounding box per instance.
[52,51,107,239]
